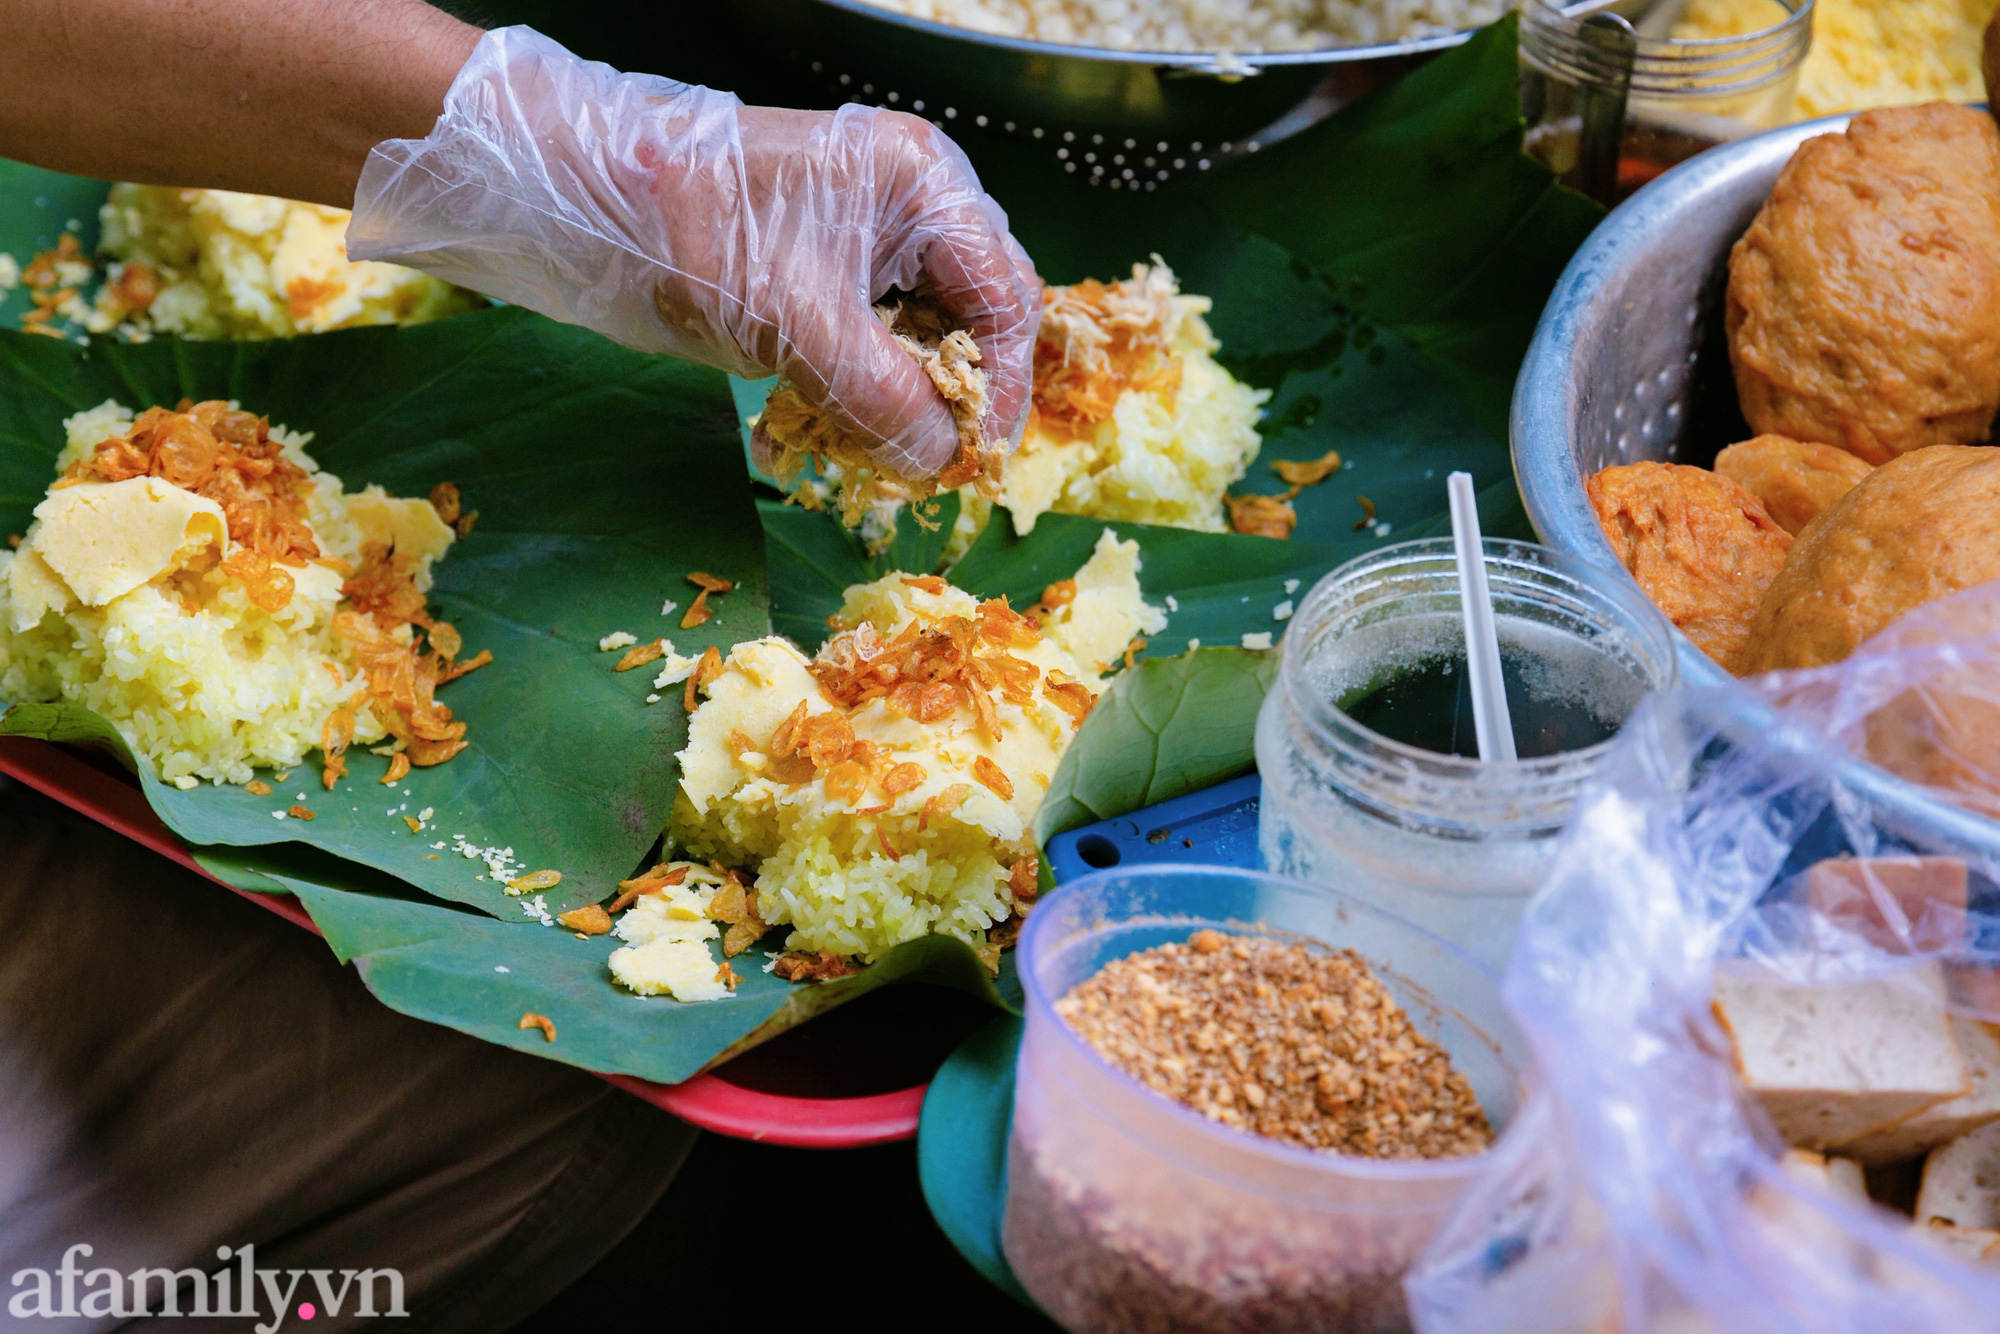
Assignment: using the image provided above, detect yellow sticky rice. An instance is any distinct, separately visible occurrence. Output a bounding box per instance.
[0,400,454,785]
[93,185,478,339]
[664,529,1165,966]
[1673,0,1997,117]
[607,863,735,1003]
[950,263,1268,555]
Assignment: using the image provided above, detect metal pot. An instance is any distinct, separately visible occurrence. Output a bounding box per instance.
[1511,112,2000,857]
[726,0,1468,183]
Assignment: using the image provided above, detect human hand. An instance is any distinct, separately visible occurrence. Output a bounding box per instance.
[349,27,1040,480]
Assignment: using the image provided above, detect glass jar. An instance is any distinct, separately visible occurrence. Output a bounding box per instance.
[1002,865,1529,1334]
[1255,538,1677,970]
[1519,0,1814,205]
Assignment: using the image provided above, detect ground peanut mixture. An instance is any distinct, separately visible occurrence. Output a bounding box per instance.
[1055,929,1492,1158]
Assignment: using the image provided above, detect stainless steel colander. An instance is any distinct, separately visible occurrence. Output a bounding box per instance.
[728,0,1472,186]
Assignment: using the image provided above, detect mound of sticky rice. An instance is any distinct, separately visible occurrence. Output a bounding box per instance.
[89,185,478,339]
[757,261,1267,553]
[660,529,1164,973]
[970,259,1267,547]
[0,399,483,786]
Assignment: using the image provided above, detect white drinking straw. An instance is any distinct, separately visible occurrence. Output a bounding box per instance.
[1447,472,1517,763]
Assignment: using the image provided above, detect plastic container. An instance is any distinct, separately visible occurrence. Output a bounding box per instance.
[1255,538,1676,970]
[1000,865,1529,1333]
[1518,0,1812,205]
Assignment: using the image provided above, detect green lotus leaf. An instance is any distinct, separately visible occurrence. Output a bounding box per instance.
[0,302,764,919]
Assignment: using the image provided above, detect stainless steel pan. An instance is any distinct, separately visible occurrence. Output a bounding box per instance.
[728,0,1473,185]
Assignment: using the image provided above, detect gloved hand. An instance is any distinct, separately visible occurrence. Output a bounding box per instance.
[348,26,1040,480]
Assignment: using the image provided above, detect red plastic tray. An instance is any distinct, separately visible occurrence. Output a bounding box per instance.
[0,736,928,1147]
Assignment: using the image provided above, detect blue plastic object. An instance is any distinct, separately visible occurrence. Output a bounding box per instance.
[1043,772,1263,883]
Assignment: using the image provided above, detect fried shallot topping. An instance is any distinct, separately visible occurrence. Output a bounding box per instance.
[1035,578,1077,614]
[107,261,161,316]
[809,597,1054,739]
[427,480,461,524]
[972,755,1014,800]
[754,287,1000,526]
[614,638,668,672]
[1228,491,1299,540]
[1272,449,1343,488]
[1032,259,1186,438]
[19,234,83,335]
[64,400,321,585]
[609,862,689,914]
[425,479,479,539]
[919,783,972,831]
[557,904,612,936]
[21,234,80,291]
[328,542,488,786]
[683,645,723,714]
[681,571,735,629]
[749,590,1087,815]
[705,864,768,957]
[771,951,865,982]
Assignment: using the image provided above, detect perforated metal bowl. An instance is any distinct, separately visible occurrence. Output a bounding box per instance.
[728,0,1471,187]
[1511,113,1836,607]
[1512,112,2000,857]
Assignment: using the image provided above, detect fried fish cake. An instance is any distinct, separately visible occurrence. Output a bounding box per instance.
[1739,445,2000,673]
[1727,104,2000,465]
[1713,434,1874,536]
[1860,589,2000,818]
[1986,6,2000,115]
[1588,461,1792,672]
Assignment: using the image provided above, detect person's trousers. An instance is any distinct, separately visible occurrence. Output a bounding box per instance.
[0,778,696,1331]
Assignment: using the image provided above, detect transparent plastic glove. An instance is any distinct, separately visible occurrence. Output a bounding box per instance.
[348,26,1040,480]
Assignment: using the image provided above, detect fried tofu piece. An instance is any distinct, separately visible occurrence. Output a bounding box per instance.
[1738,446,2000,673]
[1587,461,1792,672]
[1750,1149,1875,1273]
[1714,963,1968,1150]
[1727,104,2000,465]
[1846,1017,2000,1164]
[1917,1119,2000,1228]
[1778,1146,1870,1202]
[1713,435,1873,536]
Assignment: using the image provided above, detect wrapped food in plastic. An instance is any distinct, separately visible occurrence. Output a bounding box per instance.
[1407,582,2000,1333]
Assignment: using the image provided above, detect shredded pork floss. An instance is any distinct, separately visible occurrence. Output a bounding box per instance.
[755,289,999,524]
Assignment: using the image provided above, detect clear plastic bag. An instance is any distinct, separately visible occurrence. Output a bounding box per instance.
[348,26,1039,479]
[1407,582,2000,1333]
